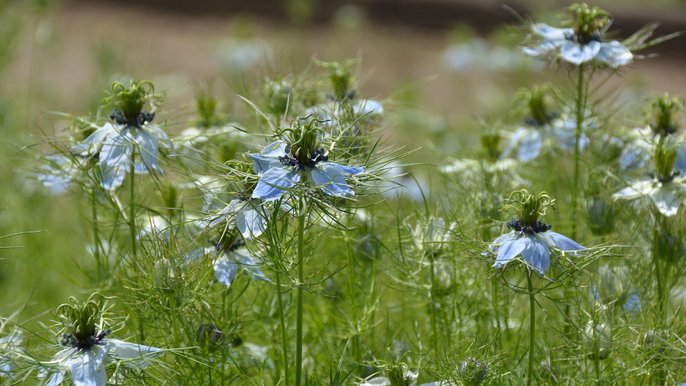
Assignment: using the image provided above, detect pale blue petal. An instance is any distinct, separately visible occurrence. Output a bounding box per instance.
[493,237,526,268]
[234,248,271,282]
[69,348,107,386]
[623,293,641,312]
[546,231,585,252]
[261,140,288,157]
[597,41,633,68]
[133,129,162,175]
[310,162,363,197]
[249,141,288,174]
[619,145,647,170]
[650,185,682,217]
[99,132,133,190]
[353,99,384,116]
[38,155,74,194]
[523,40,561,56]
[249,154,281,174]
[70,124,116,156]
[237,205,266,239]
[252,167,300,201]
[184,246,212,263]
[523,236,550,274]
[483,232,511,256]
[676,144,686,174]
[46,370,66,386]
[560,40,601,65]
[533,23,573,41]
[517,130,542,161]
[106,339,163,368]
[320,162,365,176]
[214,255,239,287]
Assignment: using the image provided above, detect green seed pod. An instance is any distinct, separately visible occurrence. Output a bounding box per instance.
[586,195,615,236]
[459,357,488,386]
[584,320,612,360]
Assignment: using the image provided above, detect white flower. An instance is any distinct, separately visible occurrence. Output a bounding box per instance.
[612,176,686,217]
[618,127,686,173]
[0,329,23,378]
[40,338,163,386]
[524,23,632,68]
[71,122,172,191]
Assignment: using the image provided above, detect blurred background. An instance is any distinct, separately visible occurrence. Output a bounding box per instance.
[1,0,685,310]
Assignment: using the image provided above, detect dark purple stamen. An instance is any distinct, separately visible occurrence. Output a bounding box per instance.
[507,219,551,234]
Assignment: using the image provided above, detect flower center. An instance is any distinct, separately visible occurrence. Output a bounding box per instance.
[279,147,329,170]
[110,109,155,128]
[61,329,111,350]
[507,219,552,234]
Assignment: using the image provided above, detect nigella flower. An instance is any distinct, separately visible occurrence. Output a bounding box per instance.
[249,137,364,201]
[186,238,270,288]
[619,129,686,173]
[485,191,585,274]
[40,294,163,386]
[36,154,84,195]
[612,176,686,217]
[202,198,267,239]
[0,329,23,379]
[305,99,384,128]
[71,81,172,191]
[613,142,686,217]
[523,4,632,68]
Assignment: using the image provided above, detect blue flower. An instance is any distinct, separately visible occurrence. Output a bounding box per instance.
[619,127,686,174]
[186,242,270,288]
[71,121,172,191]
[487,223,585,275]
[523,23,632,68]
[203,198,267,239]
[36,155,82,195]
[249,140,364,201]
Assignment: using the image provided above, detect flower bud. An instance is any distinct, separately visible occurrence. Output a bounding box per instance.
[263,79,292,117]
[654,142,678,183]
[584,320,612,360]
[432,262,454,296]
[653,227,685,264]
[595,265,629,305]
[459,357,488,386]
[196,323,224,351]
[649,94,683,137]
[586,195,615,235]
[480,133,502,163]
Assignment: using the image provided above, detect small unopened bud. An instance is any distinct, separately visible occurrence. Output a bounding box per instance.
[649,94,683,137]
[654,227,685,264]
[263,79,292,117]
[595,265,629,306]
[432,262,454,296]
[459,357,488,386]
[584,320,612,360]
[480,133,502,163]
[524,85,554,126]
[586,195,615,236]
[654,142,678,183]
[197,323,224,351]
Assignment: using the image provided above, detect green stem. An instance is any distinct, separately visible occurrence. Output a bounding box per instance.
[274,263,290,386]
[527,271,536,386]
[429,255,440,346]
[572,64,586,240]
[348,244,361,373]
[129,149,137,258]
[492,275,503,348]
[295,196,307,386]
[90,187,102,281]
